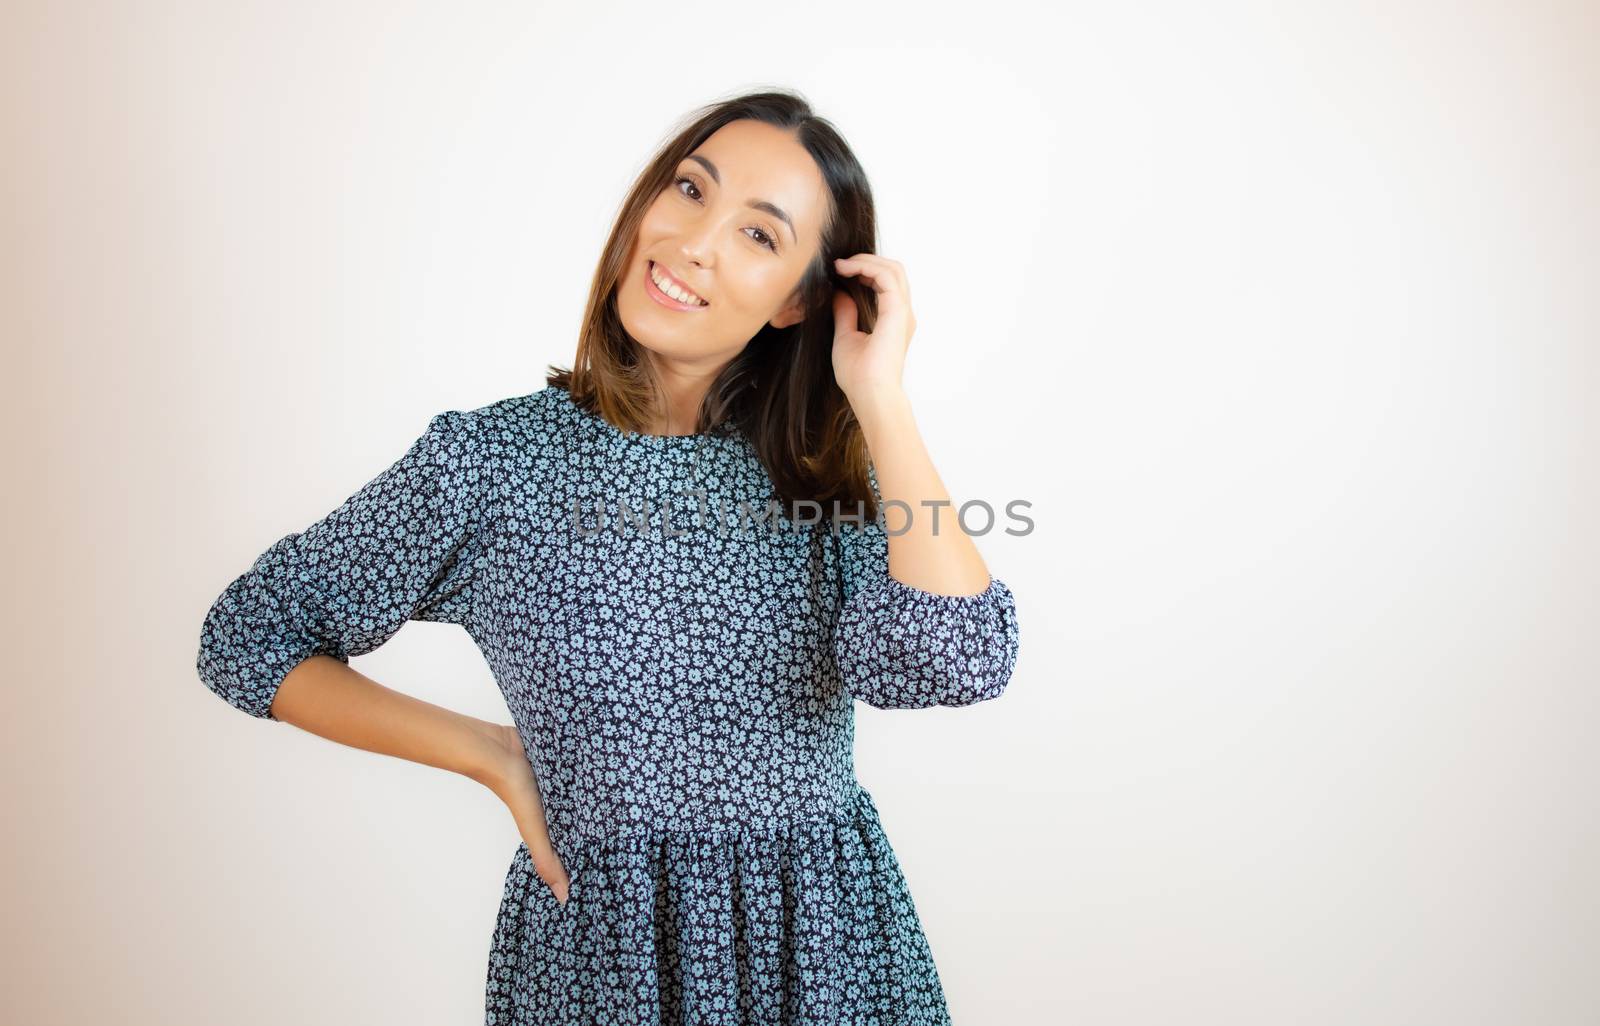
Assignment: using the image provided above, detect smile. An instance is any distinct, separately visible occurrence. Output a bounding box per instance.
[646,260,710,310]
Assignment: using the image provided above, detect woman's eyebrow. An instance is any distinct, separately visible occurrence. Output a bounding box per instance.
[684,154,797,245]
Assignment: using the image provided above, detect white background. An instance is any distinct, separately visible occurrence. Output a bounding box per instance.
[4,1,1595,1023]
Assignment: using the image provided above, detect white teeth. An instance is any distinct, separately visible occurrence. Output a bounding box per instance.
[651,262,707,305]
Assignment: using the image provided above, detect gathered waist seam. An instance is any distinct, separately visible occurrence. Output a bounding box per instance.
[533,782,882,875]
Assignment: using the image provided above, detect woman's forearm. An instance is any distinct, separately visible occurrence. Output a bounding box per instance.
[850,386,993,596]
[268,654,507,788]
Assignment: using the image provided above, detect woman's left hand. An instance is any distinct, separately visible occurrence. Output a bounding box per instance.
[831,253,916,403]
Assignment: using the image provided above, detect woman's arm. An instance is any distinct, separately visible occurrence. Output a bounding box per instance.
[830,253,996,596]
[849,386,993,596]
[270,655,572,900]
[828,254,1021,709]
[196,408,575,899]
[269,653,503,781]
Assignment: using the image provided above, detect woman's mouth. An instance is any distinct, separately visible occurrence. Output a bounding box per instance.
[646,260,710,311]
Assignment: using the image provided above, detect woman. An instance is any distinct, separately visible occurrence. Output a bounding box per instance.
[197,89,1021,1025]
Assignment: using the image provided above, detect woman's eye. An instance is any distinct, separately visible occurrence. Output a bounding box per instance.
[674,175,702,201]
[747,228,778,252]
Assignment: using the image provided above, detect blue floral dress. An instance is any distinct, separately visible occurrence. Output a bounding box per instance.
[197,383,1022,1025]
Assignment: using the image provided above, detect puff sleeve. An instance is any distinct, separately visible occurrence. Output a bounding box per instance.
[830,467,1021,709]
[196,410,491,721]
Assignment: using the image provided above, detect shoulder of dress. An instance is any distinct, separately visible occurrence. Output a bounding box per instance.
[454,388,568,440]
[437,388,586,476]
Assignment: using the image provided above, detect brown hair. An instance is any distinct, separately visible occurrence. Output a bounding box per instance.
[545,87,884,525]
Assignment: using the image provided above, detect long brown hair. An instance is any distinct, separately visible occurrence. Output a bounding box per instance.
[545,87,883,525]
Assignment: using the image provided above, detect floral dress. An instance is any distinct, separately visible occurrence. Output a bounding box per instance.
[197,383,1022,1025]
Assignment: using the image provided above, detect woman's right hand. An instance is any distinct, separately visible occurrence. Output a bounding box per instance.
[478,723,571,904]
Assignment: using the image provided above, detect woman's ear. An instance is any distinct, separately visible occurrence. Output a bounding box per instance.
[769,293,807,330]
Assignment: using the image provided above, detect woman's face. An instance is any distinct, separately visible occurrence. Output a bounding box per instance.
[616,119,830,371]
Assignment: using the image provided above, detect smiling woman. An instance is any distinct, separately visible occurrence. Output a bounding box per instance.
[559,105,888,512]
[198,87,1021,1026]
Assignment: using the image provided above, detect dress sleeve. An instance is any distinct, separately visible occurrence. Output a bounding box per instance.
[196,409,491,721]
[831,465,1021,709]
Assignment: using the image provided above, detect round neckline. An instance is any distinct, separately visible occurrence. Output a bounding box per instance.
[552,383,741,448]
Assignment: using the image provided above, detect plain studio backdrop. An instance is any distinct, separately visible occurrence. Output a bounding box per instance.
[3,2,1594,1024]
